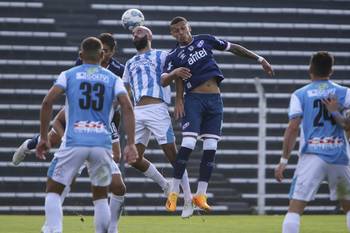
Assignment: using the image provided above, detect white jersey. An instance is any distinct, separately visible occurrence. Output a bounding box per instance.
[123,49,171,105]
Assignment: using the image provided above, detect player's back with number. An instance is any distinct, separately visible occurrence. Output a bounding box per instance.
[57,64,124,149]
[290,80,350,164]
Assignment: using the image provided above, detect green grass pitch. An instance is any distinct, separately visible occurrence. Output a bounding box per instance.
[0,215,347,233]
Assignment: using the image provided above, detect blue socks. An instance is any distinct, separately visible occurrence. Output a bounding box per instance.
[27,135,40,150]
[199,150,216,182]
[173,147,192,179]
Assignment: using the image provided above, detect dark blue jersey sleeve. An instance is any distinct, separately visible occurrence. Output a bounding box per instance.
[200,34,229,51]
[163,48,178,74]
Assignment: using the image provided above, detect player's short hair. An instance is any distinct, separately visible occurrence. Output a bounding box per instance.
[310,51,334,77]
[98,33,116,50]
[80,37,103,61]
[170,16,188,26]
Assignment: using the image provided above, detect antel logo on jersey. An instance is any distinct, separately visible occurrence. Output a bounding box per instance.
[188,48,208,65]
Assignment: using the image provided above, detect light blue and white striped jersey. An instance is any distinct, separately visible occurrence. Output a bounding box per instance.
[54,64,127,149]
[289,80,350,165]
[123,49,171,105]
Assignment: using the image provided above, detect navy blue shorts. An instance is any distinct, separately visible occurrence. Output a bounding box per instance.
[181,93,223,140]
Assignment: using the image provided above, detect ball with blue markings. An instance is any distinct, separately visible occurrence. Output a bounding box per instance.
[121,9,145,31]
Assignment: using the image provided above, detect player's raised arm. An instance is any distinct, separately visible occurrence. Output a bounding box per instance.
[228,43,274,76]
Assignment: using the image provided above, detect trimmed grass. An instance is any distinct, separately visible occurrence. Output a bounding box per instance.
[0,215,347,233]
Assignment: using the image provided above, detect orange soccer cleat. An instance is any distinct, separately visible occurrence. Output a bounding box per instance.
[192,194,211,212]
[165,192,178,212]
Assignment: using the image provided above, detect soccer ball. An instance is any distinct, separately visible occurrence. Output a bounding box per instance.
[121,9,145,31]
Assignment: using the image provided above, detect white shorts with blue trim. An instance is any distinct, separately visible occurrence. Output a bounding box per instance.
[134,102,175,146]
[48,146,113,187]
[289,153,350,201]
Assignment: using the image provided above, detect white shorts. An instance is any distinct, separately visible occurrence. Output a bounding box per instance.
[76,160,121,176]
[134,103,175,146]
[48,147,113,187]
[289,154,350,201]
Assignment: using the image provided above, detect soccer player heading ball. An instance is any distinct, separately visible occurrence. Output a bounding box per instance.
[161,16,274,212]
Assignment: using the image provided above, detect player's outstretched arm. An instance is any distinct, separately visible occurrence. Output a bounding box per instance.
[117,94,138,164]
[229,43,274,76]
[275,117,301,182]
[37,86,64,160]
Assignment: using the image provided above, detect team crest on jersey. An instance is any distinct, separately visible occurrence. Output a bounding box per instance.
[87,67,97,75]
[182,122,190,130]
[197,40,204,48]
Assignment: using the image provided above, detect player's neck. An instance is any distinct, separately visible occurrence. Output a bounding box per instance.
[311,76,329,81]
[179,37,193,46]
[137,46,151,54]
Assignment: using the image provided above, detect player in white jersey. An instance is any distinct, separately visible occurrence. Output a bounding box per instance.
[275,51,350,233]
[36,37,138,233]
[122,26,193,218]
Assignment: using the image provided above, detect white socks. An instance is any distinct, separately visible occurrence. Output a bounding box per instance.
[42,186,71,230]
[180,170,192,201]
[346,211,350,231]
[143,163,168,189]
[94,198,110,233]
[60,185,70,203]
[108,194,124,233]
[282,212,300,233]
[196,181,208,195]
[45,193,62,233]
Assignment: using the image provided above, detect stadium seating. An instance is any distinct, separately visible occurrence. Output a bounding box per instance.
[1,0,350,215]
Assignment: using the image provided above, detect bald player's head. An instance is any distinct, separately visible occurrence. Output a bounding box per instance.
[79,36,103,64]
[132,26,152,51]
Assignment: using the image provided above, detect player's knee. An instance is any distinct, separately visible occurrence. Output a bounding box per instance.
[203,138,218,150]
[181,137,197,150]
[110,177,126,196]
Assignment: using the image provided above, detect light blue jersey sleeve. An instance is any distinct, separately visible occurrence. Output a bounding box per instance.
[288,93,303,119]
[54,71,68,90]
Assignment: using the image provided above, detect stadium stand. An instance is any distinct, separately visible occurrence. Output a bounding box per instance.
[1,0,350,215]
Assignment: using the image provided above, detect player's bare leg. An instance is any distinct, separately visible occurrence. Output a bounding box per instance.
[161,142,193,218]
[130,144,169,194]
[340,200,350,231]
[282,199,307,233]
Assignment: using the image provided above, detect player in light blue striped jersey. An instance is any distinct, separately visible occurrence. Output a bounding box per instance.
[36,37,138,233]
[275,51,350,233]
[122,26,193,218]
